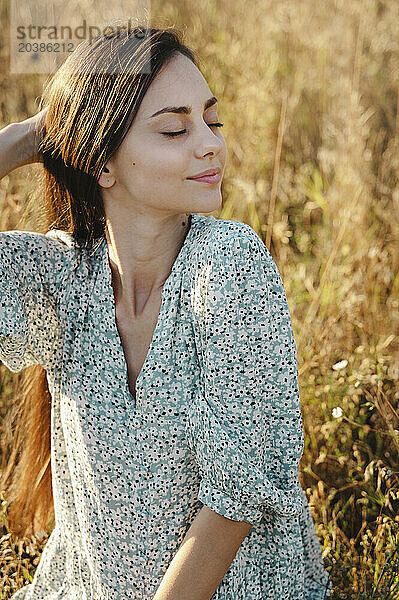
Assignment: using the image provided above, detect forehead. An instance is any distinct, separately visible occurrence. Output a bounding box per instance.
[138,54,213,115]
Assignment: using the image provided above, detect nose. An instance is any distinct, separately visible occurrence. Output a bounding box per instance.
[193,120,224,159]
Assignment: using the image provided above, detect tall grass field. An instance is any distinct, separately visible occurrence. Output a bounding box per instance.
[0,0,398,598]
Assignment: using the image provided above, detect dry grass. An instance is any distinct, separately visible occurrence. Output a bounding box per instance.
[0,0,398,598]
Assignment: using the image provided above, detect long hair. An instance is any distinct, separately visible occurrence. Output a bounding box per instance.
[0,18,198,539]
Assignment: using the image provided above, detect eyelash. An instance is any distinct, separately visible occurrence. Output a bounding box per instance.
[161,122,224,138]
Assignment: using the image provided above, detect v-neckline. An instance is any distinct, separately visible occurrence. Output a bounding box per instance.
[102,213,197,406]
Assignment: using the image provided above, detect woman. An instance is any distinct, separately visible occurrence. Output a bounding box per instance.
[0,22,332,600]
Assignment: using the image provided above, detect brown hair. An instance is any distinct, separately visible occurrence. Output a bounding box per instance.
[0,18,198,539]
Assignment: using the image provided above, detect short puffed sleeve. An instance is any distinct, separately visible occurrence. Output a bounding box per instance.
[186,221,305,525]
[0,229,76,372]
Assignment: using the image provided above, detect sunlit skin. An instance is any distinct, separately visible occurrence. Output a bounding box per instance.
[98,52,228,317]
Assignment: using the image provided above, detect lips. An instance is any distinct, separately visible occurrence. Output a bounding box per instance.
[187,167,221,179]
[187,173,221,184]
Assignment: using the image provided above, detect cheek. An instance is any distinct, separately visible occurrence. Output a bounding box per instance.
[143,145,187,176]
[118,142,183,180]
[221,137,228,164]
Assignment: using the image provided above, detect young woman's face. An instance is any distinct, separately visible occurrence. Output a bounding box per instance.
[99,52,227,216]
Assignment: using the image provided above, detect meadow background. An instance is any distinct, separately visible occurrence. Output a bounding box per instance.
[0,0,398,598]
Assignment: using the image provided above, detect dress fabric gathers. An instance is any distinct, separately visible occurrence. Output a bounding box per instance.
[0,213,332,599]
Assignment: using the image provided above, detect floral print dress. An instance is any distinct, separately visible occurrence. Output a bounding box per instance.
[0,213,332,599]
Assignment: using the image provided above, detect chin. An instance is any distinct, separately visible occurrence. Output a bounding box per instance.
[194,195,222,214]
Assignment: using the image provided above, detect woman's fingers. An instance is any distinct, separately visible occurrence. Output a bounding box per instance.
[21,106,48,164]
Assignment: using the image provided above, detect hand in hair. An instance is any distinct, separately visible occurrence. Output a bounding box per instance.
[18,106,48,164]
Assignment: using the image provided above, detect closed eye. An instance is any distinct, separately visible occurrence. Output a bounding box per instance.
[161,122,224,138]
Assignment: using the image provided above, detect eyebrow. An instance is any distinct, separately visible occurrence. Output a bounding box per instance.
[149,96,218,119]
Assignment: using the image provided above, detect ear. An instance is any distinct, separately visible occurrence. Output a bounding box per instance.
[98,164,116,188]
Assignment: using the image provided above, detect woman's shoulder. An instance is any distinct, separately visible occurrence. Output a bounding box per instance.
[193,214,269,263]
[195,213,254,238]
[45,227,78,249]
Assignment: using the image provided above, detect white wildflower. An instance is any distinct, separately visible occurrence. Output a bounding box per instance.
[332,406,343,418]
[332,359,348,370]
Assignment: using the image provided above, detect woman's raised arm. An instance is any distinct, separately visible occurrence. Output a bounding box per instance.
[0,107,47,180]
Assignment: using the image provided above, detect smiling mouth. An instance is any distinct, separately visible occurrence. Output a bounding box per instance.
[187,173,221,184]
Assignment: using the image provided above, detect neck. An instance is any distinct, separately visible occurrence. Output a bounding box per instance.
[105,213,192,315]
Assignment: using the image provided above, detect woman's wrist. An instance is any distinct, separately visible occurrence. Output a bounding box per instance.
[0,107,47,180]
[0,120,40,180]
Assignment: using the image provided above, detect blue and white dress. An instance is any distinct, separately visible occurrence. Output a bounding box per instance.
[0,213,332,599]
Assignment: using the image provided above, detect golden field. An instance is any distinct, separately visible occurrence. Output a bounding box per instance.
[0,0,398,597]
